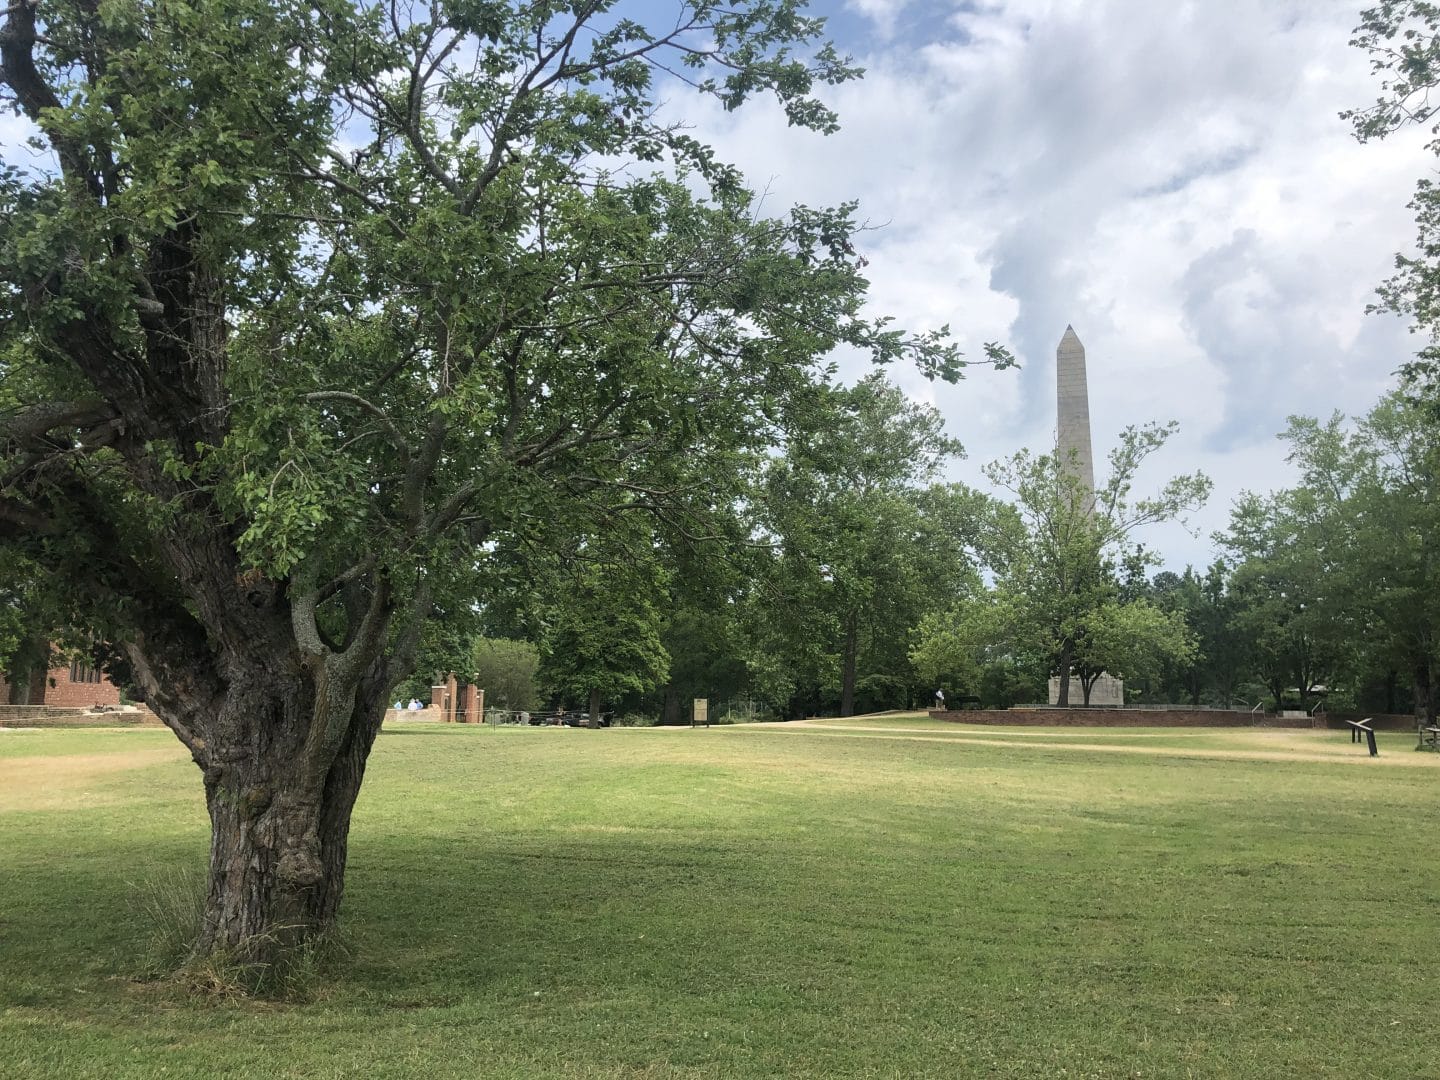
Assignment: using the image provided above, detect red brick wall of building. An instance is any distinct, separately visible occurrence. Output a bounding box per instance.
[7,661,123,708]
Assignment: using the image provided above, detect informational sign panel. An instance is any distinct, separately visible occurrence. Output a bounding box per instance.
[692,698,709,728]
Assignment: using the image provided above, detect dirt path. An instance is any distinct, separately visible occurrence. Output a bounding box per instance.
[0,747,189,812]
[782,721,1266,739]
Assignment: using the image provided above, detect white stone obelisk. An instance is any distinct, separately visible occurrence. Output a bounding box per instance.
[1048,324,1124,706]
[1056,325,1095,504]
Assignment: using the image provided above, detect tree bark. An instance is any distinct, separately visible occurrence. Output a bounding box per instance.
[186,666,389,969]
[839,610,858,717]
[660,682,682,726]
[1414,659,1435,735]
[117,578,396,974]
[1055,639,1073,706]
[589,686,601,728]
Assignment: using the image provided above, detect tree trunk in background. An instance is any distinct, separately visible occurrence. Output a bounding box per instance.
[589,686,601,728]
[1414,660,1435,734]
[661,683,682,726]
[839,610,858,717]
[5,634,49,704]
[1055,640,1073,706]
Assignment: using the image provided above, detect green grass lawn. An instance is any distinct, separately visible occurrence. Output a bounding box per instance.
[2,721,1437,1078]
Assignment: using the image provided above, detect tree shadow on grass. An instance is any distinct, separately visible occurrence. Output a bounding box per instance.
[0,828,800,1006]
[342,828,785,998]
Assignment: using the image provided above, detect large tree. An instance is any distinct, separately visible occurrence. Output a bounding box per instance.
[758,374,982,716]
[1142,563,1252,707]
[1348,1,1440,397]
[0,0,1003,972]
[1232,397,1440,726]
[974,423,1211,705]
[1334,395,1440,726]
[471,636,540,713]
[538,542,670,723]
[1218,484,1350,714]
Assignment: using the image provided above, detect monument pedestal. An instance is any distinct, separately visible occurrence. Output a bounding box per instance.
[1048,673,1125,706]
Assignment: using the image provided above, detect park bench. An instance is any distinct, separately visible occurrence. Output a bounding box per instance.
[1422,725,1440,750]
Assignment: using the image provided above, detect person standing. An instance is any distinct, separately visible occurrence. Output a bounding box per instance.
[934,688,945,709]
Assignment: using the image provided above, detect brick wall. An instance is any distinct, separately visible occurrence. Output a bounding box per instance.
[0,705,159,727]
[931,708,1266,728]
[2,650,122,708]
[35,662,121,708]
[930,708,1421,731]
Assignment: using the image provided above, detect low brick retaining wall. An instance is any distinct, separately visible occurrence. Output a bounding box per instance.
[930,708,1420,731]
[0,704,162,728]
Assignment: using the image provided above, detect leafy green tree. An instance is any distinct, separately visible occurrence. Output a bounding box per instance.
[758,375,984,716]
[539,554,670,724]
[0,553,50,703]
[1143,563,1252,707]
[1080,599,1195,695]
[1337,396,1440,725]
[471,637,540,713]
[910,589,1030,704]
[0,0,1004,968]
[1246,396,1440,726]
[1348,3,1440,397]
[1219,485,1348,712]
[977,423,1211,705]
[392,597,482,702]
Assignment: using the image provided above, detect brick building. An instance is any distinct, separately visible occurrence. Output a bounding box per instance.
[0,654,122,708]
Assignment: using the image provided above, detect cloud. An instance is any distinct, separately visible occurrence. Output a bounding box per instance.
[657,0,1436,569]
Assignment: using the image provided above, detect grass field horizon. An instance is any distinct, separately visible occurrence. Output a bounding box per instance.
[3,717,1436,1077]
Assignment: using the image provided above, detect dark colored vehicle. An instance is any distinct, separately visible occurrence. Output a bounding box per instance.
[561,712,610,728]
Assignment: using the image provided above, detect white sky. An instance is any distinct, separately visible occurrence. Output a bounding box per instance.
[664,0,1435,571]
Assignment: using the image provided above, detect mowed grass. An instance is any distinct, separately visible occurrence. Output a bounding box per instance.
[1,721,1438,1078]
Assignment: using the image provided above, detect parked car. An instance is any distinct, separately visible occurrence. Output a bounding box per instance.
[561,712,610,728]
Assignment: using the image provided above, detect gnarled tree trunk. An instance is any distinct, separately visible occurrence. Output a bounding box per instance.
[191,677,390,963]
[125,581,401,969]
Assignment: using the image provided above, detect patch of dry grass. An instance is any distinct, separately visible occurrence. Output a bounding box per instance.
[0,746,189,812]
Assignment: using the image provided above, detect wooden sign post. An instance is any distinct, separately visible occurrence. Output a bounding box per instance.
[692,698,709,728]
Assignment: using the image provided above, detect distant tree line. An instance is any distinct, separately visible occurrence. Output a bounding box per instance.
[392,376,1440,730]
